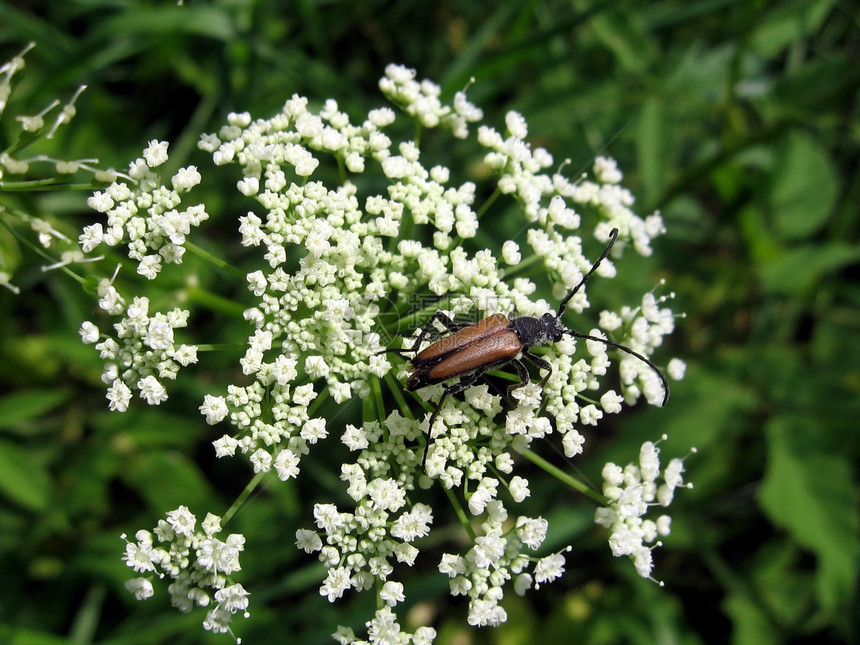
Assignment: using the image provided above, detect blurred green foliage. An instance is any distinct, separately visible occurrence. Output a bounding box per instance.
[0,1,857,644]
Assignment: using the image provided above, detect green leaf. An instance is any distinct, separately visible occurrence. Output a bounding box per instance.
[637,96,668,205]
[591,9,654,74]
[8,627,79,645]
[768,132,838,241]
[0,388,74,431]
[0,439,50,511]
[759,242,860,295]
[614,362,757,497]
[721,542,814,645]
[751,0,838,58]
[770,55,857,116]
[97,7,237,40]
[0,216,23,271]
[723,592,779,645]
[758,415,859,611]
[122,451,214,514]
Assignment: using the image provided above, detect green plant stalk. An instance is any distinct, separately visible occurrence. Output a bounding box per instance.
[222,470,267,527]
[0,214,86,285]
[185,284,247,317]
[185,240,246,278]
[444,484,477,541]
[521,448,606,505]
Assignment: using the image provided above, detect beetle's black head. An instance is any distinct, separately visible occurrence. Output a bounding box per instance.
[541,312,566,342]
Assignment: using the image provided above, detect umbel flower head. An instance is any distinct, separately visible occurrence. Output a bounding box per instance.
[122,507,248,641]
[99,64,687,643]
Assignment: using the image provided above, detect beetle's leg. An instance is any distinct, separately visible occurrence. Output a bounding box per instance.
[422,390,450,471]
[379,311,468,356]
[522,349,553,387]
[409,310,467,353]
[421,370,484,470]
[506,358,531,397]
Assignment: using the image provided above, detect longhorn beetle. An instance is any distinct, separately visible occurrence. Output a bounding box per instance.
[390,228,669,469]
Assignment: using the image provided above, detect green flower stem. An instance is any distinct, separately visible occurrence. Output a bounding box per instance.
[363,393,374,427]
[370,376,386,422]
[443,484,477,541]
[375,578,384,611]
[335,154,348,184]
[222,470,267,526]
[396,301,452,330]
[0,178,98,191]
[383,372,414,420]
[307,384,329,417]
[520,448,606,505]
[185,285,247,317]
[474,186,501,220]
[185,241,246,278]
[194,343,243,352]
[0,214,86,285]
[500,252,546,281]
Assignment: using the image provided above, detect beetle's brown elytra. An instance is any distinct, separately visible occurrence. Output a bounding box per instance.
[387,228,670,470]
[408,314,519,389]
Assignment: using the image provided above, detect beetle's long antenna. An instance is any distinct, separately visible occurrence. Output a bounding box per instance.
[565,329,670,406]
[557,228,619,318]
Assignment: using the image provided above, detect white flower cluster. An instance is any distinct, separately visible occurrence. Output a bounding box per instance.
[299,494,432,600]
[298,409,567,637]
[104,63,687,643]
[439,505,569,627]
[191,65,684,640]
[332,607,436,645]
[379,63,484,137]
[295,413,429,603]
[80,284,198,411]
[595,438,691,578]
[122,506,249,639]
[80,139,207,280]
[192,68,495,483]
[607,289,681,406]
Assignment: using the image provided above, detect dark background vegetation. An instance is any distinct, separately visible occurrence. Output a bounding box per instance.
[1,1,858,644]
